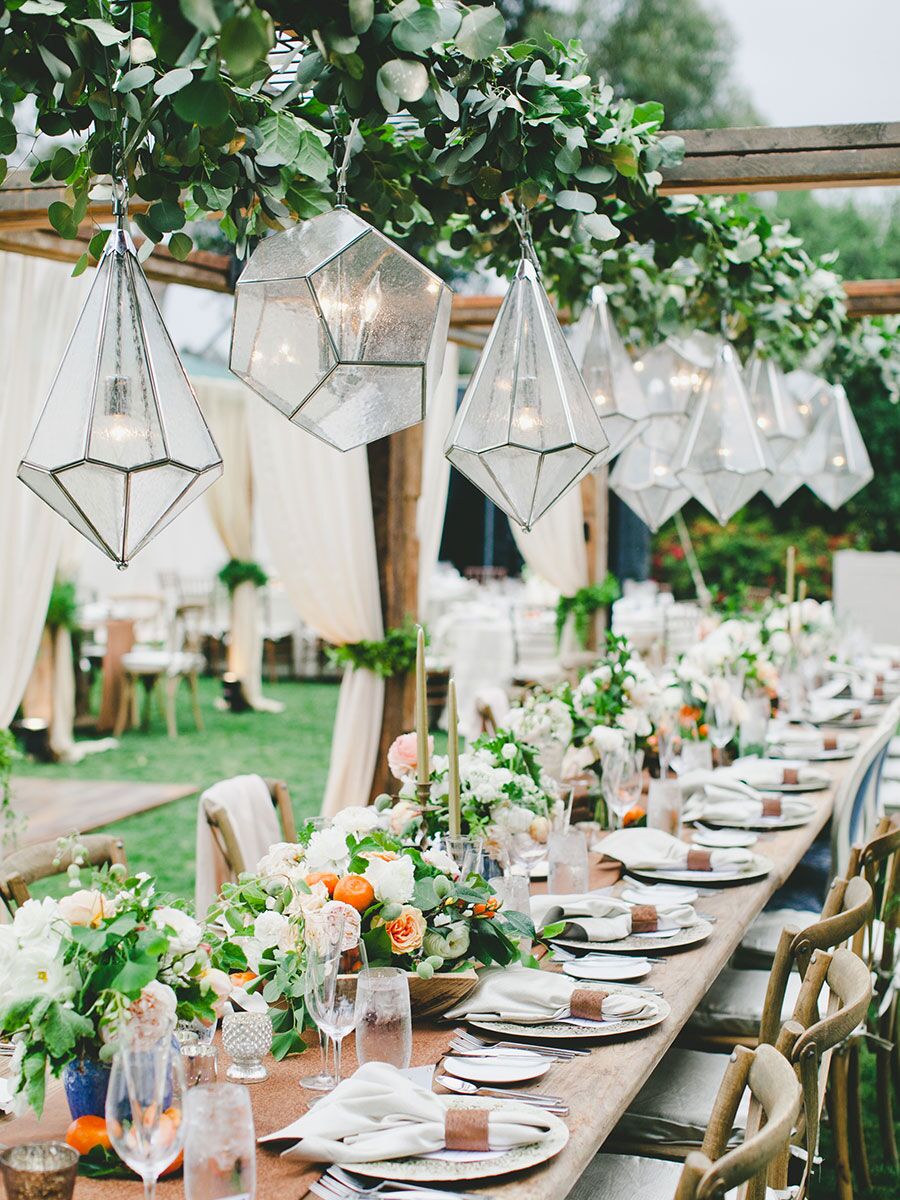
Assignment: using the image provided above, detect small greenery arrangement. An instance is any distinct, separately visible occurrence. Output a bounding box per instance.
[217,558,269,593]
[45,580,79,631]
[326,623,421,678]
[0,727,18,848]
[555,574,621,648]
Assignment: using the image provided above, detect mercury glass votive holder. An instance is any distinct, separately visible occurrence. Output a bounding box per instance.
[0,1142,78,1200]
[222,1012,272,1084]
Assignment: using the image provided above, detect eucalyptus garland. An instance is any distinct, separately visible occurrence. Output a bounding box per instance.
[45,580,79,630]
[217,558,269,593]
[555,574,621,648]
[326,623,422,678]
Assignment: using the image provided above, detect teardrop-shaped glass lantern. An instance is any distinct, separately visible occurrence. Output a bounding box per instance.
[673,340,775,524]
[567,285,648,457]
[18,226,223,568]
[609,413,691,531]
[761,368,821,506]
[231,207,452,450]
[633,333,717,416]
[805,382,873,509]
[444,249,610,531]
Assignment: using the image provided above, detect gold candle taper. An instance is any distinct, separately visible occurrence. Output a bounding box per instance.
[415,625,429,786]
[797,578,807,604]
[447,677,461,837]
[785,544,796,602]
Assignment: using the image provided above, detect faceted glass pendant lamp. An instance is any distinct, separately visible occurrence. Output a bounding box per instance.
[760,366,820,506]
[567,285,649,457]
[633,333,717,416]
[609,413,691,531]
[18,225,223,568]
[444,245,610,530]
[231,206,452,450]
[673,340,775,524]
[746,350,810,507]
[804,382,873,509]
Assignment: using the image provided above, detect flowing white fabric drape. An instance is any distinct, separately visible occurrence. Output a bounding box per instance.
[0,253,91,728]
[511,485,588,595]
[417,344,458,613]
[195,375,280,712]
[249,399,384,816]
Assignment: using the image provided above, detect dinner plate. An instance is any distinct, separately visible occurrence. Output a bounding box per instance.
[347,1097,569,1182]
[690,827,760,846]
[551,918,713,954]
[442,1054,552,1086]
[528,861,548,880]
[467,988,671,1042]
[751,780,829,794]
[626,853,773,887]
[695,814,809,834]
[562,958,652,982]
[768,747,856,762]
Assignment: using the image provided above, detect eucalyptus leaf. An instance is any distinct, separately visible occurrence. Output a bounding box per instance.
[20,0,66,12]
[393,7,443,53]
[455,4,505,60]
[73,17,129,46]
[47,200,77,238]
[378,59,429,104]
[154,67,194,96]
[115,65,155,93]
[172,79,230,127]
[149,199,185,232]
[349,0,375,34]
[556,189,596,213]
[581,212,619,242]
[575,162,615,185]
[178,0,221,35]
[71,252,89,277]
[0,118,16,156]
[221,11,273,78]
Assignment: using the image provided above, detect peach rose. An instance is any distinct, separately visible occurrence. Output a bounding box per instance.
[202,968,234,1017]
[380,905,426,955]
[58,889,117,927]
[388,800,423,835]
[387,732,433,781]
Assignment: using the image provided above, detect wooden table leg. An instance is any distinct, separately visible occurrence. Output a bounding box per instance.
[164,675,179,739]
[188,672,204,733]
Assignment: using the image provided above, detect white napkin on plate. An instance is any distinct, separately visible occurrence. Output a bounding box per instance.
[529,892,697,942]
[767,726,858,756]
[806,698,865,725]
[262,1061,554,1162]
[683,792,815,825]
[443,966,659,1024]
[599,828,755,873]
[731,758,829,790]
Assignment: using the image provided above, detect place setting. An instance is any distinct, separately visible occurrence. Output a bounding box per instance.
[530,889,714,954]
[766,724,860,761]
[593,826,774,886]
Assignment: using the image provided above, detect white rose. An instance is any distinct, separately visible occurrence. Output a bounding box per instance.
[586,725,626,756]
[253,910,291,949]
[152,906,202,956]
[57,889,117,927]
[421,846,457,876]
[12,898,61,948]
[332,806,381,836]
[500,743,518,761]
[286,880,329,920]
[304,828,351,875]
[362,854,415,905]
[255,842,306,881]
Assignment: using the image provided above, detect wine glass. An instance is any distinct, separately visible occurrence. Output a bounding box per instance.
[106,1036,186,1200]
[605,750,644,828]
[706,686,736,763]
[655,715,680,778]
[184,1083,256,1200]
[304,915,357,1092]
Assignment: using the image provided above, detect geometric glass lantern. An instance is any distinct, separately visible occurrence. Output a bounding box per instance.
[804,382,873,509]
[609,412,691,531]
[673,339,775,524]
[746,349,810,508]
[17,224,223,568]
[632,333,717,416]
[230,207,452,451]
[567,285,649,458]
[444,243,610,530]
[763,369,829,506]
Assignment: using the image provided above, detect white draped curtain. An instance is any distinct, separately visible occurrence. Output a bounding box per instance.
[418,344,458,611]
[195,374,281,712]
[0,253,90,729]
[511,485,588,596]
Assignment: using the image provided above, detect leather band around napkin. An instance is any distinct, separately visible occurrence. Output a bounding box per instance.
[630,904,658,933]
[686,847,713,871]
[762,797,783,818]
[823,736,838,751]
[445,1108,490,1151]
[782,767,800,785]
[570,989,609,1020]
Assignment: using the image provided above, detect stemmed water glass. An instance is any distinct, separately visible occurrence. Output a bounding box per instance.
[304,914,357,1092]
[706,678,737,763]
[656,715,681,778]
[603,749,645,828]
[106,1035,186,1200]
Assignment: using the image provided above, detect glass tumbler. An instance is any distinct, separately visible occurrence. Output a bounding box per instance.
[647,780,683,838]
[492,869,533,956]
[547,827,589,894]
[0,1143,78,1200]
[354,967,412,1070]
[184,1083,256,1200]
[222,1012,272,1084]
[181,1041,218,1087]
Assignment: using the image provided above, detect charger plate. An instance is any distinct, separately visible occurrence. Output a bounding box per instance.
[467,986,670,1042]
[625,853,773,887]
[551,918,712,955]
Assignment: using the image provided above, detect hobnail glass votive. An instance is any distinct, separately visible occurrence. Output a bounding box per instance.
[0,1142,78,1200]
[222,1012,272,1084]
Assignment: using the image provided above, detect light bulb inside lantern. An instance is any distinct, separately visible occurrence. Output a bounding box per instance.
[592,389,610,411]
[831,454,846,468]
[652,463,669,478]
[633,360,644,373]
[514,404,542,434]
[98,375,141,444]
[797,403,810,416]
[756,415,770,430]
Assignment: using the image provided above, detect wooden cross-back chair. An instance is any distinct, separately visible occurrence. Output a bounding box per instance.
[0,834,126,914]
[202,778,296,880]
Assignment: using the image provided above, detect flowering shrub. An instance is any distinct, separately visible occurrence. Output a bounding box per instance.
[0,862,230,1116]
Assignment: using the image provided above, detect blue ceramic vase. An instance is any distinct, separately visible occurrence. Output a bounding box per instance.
[62,1057,111,1119]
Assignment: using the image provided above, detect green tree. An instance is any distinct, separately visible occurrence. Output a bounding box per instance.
[535,0,760,128]
[773,192,900,281]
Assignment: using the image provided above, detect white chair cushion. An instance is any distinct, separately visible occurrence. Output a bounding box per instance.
[882,759,900,781]
[881,778,900,813]
[566,1151,795,1200]
[607,1048,749,1146]
[685,966,804,1038]
[739,908,819,960]
[889,736,900,757]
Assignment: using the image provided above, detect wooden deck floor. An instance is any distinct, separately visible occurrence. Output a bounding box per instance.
[8,776,198,846]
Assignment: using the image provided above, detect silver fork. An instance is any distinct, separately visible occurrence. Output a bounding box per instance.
[319,1164,494,1199]
[453,1031,588,1058]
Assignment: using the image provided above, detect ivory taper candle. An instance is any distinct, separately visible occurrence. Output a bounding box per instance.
[415,626,429,785]
[797,578,807,604]
[447,677,461,837]
[785,544,796,602]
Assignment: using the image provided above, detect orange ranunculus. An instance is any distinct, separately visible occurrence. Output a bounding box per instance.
[698,723,708,738]
[473,896,500,919]
[380,905,426,954]
[679,705,701,722]
[623,806,646,827]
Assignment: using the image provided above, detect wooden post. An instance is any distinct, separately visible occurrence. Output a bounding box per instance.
[580,465,610,650]
[367,424,423,802]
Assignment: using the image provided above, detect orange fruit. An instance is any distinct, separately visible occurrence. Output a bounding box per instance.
[332,874,375,912]
[160,1150,183,1177]
[305,871,339,896]
[230,970,258,987]
[66,1115,112,1155]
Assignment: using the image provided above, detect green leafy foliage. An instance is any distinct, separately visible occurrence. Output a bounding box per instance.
[555,574,621,647]
[46,579,78,630]
[326,622,421,678]
[217,558,269,593]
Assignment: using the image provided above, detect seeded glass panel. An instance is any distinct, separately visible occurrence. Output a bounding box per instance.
[569,286,649,457]
[745,351,807,465]
[610,413,691,531]
[18,228,223,567]
[634,335,716,416]
[445,255,609,530]
[673,340,774,524]
[231,208,451,451]
[805,384,873,509]
[128,468,220,560]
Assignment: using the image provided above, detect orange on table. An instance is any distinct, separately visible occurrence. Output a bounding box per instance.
[333,874,375,912]
[305,871,339,896]
[230,969,258,987]
[66,1115,112,1155]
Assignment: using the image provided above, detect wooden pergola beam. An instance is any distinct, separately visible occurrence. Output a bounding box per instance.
[660,122,900,193]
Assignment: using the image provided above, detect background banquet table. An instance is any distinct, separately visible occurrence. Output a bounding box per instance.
[3,755,850,1200]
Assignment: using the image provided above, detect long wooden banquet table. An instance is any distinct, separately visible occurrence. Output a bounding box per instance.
[5,756,852,1200]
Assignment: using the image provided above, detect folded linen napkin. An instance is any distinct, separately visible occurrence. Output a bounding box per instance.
[443,966,658,1024]
[730,758,829,790]
[529,892,697,942]
[599,828,755,874]
[767,726,858,756]
[262,1061,554,1162]
[806,698,866,725]
[682,792,816,825]
[677,769,763,801]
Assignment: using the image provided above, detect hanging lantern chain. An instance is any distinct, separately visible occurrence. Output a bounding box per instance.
[332,114,361,209]
[505,199,539,271]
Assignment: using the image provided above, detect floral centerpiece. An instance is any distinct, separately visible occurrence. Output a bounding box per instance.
[0,860,231,1118]
[207,813,532,1050]
[506,692,574,781]
[666,617,779,731]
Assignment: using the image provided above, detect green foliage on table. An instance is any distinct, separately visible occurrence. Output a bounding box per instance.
[555,573,621,648]
[45,580,79,630]
[217,558,269,594]
[0,727,17,848]
[326,622,421,678]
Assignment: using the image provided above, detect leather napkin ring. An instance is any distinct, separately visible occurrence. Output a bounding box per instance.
[852,709,863,721]
[782,767,800,785]
[686,847,713,871]
[445,1108,490,1152]
[630,904,658,933]
[570,989,608,1020]
[874,684,885,699]
[823,736,838,751]
[762,797,782,818]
